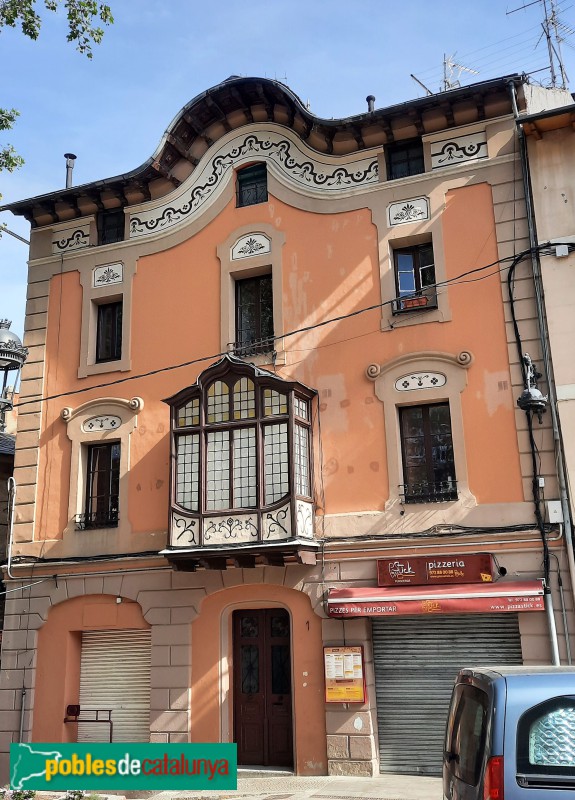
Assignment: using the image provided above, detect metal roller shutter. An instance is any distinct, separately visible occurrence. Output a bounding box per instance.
[78,629,151,743]
[373,614,522,775]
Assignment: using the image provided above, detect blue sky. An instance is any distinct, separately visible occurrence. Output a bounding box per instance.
[2,0,575,340]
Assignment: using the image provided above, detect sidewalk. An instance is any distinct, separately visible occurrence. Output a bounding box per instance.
[107,770,444,800]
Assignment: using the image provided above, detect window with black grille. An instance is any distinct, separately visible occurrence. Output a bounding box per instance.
[387,140,425,180]
[235,274,274,357]
[97,208,125,246]
[96,301,122,363]
[399,403,457,503]
[237,164,268,207]
[77,442,120,529]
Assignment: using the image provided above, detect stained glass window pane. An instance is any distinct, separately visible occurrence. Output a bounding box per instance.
[241,645,259,694]
[270,613,289,638]
[240,615,259,638]
[263,388,288,416]
[295,423,310,496]
[175,433,199,511]
[206,430,230,510]
[177,398,199,427]
[294,396,309,420]
[233,427,257,507]
[233,378,255,420]
[207,381,229,423]
[264,423,289,503]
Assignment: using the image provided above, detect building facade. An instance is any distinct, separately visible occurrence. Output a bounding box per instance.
[1,75,574,780]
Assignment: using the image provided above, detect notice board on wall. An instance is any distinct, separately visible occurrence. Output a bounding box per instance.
[324,646,366,703]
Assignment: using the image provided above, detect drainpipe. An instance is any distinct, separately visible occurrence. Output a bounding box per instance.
[18,688,26,742]
[508,79,575,662]
[7,477,18,579]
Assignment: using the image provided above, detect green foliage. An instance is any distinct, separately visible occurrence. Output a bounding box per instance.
[0,790,36,800]
[0,109,25,174]
[0,1,114,58]
[0,1,113,193]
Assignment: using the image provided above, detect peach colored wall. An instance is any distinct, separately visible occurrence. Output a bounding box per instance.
[191,584,327,776]
[442,183,524,503]
[37,185,524,542]
[39,272,80,538]
[32,595,149,742]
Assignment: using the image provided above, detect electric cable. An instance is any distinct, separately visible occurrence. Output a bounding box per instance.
[14,242,574,411]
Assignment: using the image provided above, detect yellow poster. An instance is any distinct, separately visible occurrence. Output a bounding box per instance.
[324,646,365,703]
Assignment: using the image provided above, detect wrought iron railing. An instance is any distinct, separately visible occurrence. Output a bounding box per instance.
[399,479,458,504]
[393,289,438,313]
[233,337,276,358]
[75,510,119,530]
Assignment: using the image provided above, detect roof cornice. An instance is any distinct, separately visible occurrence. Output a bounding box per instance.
[1,73,524,224]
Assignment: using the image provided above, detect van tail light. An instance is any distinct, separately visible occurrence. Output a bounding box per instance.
[483,756,504,800]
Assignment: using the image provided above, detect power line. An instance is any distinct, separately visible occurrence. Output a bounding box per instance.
[15,243,569,411]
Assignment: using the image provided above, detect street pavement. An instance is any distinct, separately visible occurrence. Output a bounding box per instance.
[33,770,443,800]
[105,770,444,800]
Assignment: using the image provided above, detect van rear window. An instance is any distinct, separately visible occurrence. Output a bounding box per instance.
[517,696,575,788]
[446,684,488,786]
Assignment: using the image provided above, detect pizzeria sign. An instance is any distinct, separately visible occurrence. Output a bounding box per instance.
[377,552,495,586]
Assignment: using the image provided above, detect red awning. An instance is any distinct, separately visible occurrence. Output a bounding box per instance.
[326,580,545,617]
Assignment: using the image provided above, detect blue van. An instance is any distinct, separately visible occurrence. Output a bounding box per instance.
[443,666,575,799]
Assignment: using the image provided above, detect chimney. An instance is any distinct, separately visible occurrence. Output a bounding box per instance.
[64,153,77,188]
[366,95,375,113]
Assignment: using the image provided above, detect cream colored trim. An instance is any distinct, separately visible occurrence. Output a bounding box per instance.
[77,256,137,378]
[372,184,452,331]
[217,223,286,367]
[367,351,475,512]
[62,397,144,541]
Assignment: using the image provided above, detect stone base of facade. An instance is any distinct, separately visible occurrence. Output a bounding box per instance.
[328,758,377,777]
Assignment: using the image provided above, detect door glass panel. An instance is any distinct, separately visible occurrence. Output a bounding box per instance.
[270,613,289,638]
[271,645,291,694]
[241,645,259,694]
[240,615,259,638]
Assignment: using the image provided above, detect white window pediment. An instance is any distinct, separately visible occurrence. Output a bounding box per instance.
[231,233,271,260]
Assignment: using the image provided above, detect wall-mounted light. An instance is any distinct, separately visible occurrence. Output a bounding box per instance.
[0,320,28,433]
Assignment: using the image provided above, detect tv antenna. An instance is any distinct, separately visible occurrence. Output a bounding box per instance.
[507,0,570,88]
[443,53,479,90]
[410,73,434,96]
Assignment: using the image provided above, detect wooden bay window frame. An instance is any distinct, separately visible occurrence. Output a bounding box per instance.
[166,358,315,545]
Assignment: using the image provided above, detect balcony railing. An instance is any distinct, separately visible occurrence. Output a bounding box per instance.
[399,479,458,504]
[75,510,119,530]
[393,288,438,314]
[233,337,276,358]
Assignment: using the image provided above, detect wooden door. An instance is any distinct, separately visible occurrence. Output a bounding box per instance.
[233,608,293,767]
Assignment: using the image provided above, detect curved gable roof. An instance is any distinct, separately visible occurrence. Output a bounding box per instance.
[2,74,523,225]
